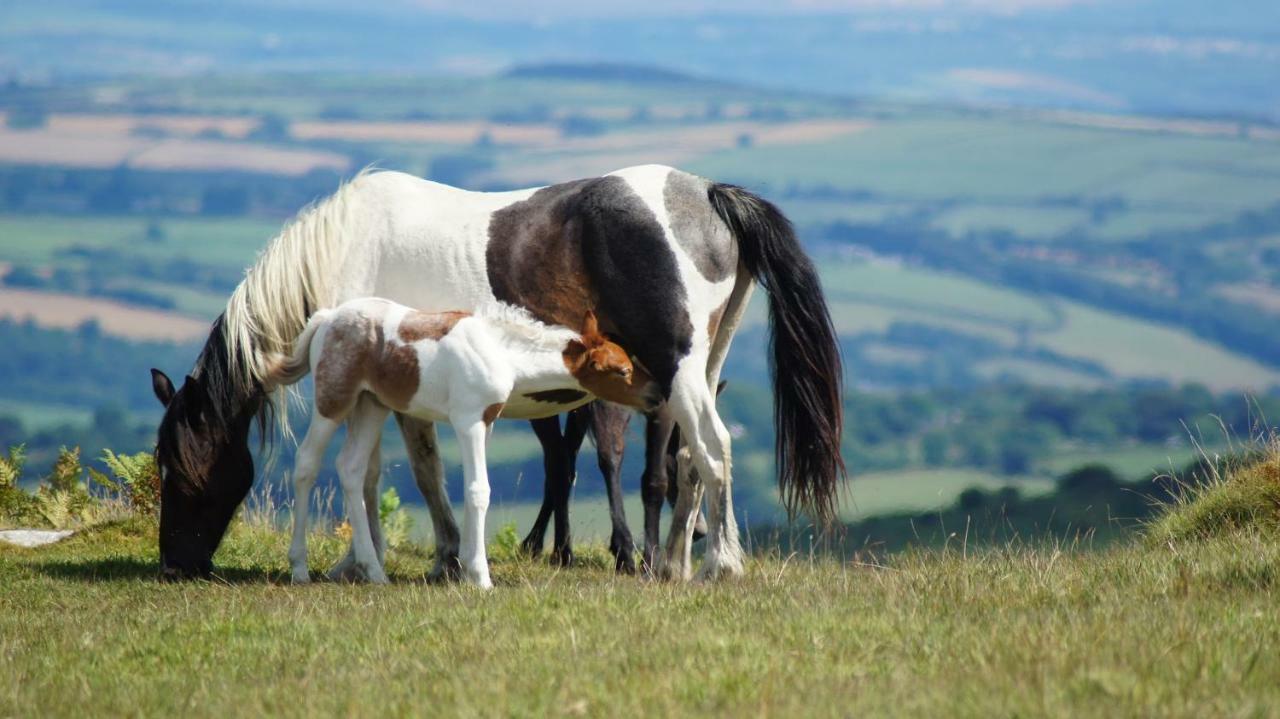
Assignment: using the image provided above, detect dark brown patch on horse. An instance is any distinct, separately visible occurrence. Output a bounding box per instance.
[398,310,468,343]
[314,306,421,418]
[487,175,693,396]
[664,169,736,283]
[483,402,504,425]
[525,389,589,404]
[486,179,599,331]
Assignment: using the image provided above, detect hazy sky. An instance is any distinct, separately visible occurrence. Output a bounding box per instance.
[409,0,1097,20]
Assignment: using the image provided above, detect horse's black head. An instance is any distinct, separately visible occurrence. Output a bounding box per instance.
[151,368,255,580]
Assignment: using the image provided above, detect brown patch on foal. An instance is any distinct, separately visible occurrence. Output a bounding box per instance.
[398,310,468,343]
[483,402,504,426]
[314,306,423,418]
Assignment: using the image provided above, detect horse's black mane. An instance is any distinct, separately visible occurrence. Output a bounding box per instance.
[158,314,268,493]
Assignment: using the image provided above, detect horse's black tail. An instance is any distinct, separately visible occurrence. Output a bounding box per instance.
[708,183,846,525]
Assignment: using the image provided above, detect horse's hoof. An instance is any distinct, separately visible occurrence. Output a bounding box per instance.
[520,535,544,558]
[327,563,363,583]
[291,570,312,585]
[695,552,745,583]
[693,512,708,542]
[611,539,638,575]
[427,551,463,583]
[550,546,574,568]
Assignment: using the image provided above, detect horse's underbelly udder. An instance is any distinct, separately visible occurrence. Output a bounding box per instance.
[499,393,594,420]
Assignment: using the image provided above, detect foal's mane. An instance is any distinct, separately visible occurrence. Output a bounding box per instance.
[473,301,578,350]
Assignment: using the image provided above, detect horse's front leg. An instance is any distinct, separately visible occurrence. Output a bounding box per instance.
[521,416,566,559]
[591,402,637,574]
[550,407,590,567]
[395,414,461,582]
[453,412,494,589]
[641,409,676,576]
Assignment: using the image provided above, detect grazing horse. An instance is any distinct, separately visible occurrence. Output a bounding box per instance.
[270,300,654,587]
[521,386,723,575]
[150,164,844,582]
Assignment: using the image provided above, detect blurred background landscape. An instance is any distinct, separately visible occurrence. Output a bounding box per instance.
[2,0,1278,549]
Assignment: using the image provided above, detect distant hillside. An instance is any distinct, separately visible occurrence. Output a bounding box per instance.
[504,62,711,86]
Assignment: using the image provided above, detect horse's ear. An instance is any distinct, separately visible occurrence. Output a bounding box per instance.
[151,369,176,406]
[183,375,206,414]
[582,311,600,342]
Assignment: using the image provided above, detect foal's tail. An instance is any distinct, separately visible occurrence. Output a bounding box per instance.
[708,183,846,525]
[265,310,330,388]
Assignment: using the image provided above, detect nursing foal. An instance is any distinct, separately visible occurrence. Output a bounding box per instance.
[270,298,654,588]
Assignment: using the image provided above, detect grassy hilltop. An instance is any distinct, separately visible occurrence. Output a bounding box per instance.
[3,445,1280,717]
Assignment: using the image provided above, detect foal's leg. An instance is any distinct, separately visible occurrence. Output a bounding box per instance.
[289,414,340,584]
[334,398,391,584]
[520,416,567,559]
[363,443,385,565]
[663,362,743,582]
[640,410,677,576]
[590,402,637,574]
[396,414,461,582]
[328,442,385,582]
[453,414,494,589]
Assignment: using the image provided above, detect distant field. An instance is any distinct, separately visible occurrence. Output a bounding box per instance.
[691,116,1280,238]
[801,260,1280,391]
[0,125,348,175]
[0,214,282,269]
[0,288,208,341]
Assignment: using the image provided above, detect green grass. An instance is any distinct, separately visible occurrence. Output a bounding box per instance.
[1147,444,1280,545]
[3,515,1280,716]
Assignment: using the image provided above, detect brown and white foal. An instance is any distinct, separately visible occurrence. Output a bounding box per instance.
[270,298,654,588]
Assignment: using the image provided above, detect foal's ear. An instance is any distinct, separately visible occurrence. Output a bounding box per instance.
[581,311,600,342]
[151,369,176,407]
[564,338,588,364]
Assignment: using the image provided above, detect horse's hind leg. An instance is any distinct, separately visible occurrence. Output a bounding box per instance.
[290,414,340,584]
[663,363,743,582]
[591,402,636,574]
[396,414,461,582]
[521,416,566,559]
[333,397,391,584]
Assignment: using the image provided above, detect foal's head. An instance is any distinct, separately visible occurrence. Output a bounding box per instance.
[563,311,659,410]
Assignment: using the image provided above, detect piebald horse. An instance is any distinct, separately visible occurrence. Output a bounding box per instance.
[150,164,844,582]
[269,300,653,587]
